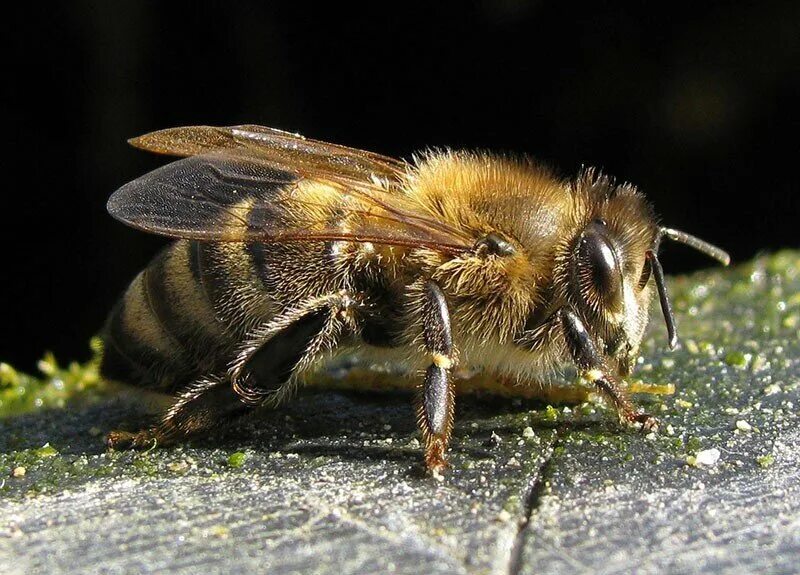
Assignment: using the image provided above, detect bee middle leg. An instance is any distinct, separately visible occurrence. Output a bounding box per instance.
[559,308,658,432]
[107,293,355,450]
[414,280,456,474]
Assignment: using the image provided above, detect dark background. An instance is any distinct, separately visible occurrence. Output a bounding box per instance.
[4,1,799,369]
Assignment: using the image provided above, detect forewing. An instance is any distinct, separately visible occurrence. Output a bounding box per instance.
[108,151,292,241]
[108,149,472,252]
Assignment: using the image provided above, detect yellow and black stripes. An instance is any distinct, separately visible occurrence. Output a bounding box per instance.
[106,291,357,450]
[191,240,277,333]
[100,227,367,397]
[144,243,227,362]
[102,271,188,390]
[101,239,267,392]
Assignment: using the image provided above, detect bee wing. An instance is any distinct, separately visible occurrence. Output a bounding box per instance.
[128,125,407,183]
[108,140,473,253]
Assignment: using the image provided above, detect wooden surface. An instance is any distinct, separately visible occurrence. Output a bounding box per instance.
[2,252,799,574]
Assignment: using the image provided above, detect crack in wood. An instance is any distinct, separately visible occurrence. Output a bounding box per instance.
[506,431,562,575]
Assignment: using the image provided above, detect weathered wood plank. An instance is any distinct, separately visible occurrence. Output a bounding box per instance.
[516,253,800,574]
[0,393,555,575]
[2,252,798,574]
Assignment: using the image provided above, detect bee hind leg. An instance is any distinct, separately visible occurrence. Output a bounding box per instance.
[559,308,658,432]
[105,429,157,450]
[414,281,456,475]
[106,374,253,450]
[107,293,355,450]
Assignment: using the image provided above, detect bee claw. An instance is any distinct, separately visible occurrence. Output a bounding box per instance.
[106,429,157,450]
[424,439,449,480]
[106,430,134,450]
[428,460,448,482]
[632,413,659,434]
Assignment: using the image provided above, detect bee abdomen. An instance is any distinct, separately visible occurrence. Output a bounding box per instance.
[101,241,237,392]
[101,270,191,390]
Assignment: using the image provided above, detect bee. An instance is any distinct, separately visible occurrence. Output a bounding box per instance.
[102,125,729,473]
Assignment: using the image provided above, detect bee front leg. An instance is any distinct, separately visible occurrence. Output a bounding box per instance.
[107,293,355,450]
[559,308,658,432]
[415,281,456,474]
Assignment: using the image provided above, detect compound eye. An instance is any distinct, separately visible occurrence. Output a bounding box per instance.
[577,221,623,310]
[475,233,516,257]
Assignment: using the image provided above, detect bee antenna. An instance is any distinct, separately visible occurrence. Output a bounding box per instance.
[646,249,678,349]
[657,227,730,266]
[649,228,728,349]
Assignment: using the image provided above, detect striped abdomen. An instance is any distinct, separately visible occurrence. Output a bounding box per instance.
[100,240,277,393]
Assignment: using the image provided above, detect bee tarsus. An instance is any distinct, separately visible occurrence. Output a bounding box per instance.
[559,308,657,431]
[106,428,158,450]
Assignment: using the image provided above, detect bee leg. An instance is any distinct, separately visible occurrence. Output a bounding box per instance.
[559,308,658,432]
[105,429,157,450]
[229,292,356,407]
[105,374,244,449]
[107,294,352,450]
[414,281,456,475]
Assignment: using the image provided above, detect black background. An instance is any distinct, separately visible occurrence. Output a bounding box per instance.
[4,1,799,369]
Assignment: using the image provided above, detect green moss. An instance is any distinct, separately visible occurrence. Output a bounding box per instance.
[227,452,247,468]
[685,437,702,454]
[724,351,748,368]
[0,338,107,418]
[756,454,775,468]
[132,455,159,477]
[34,443,58,458]
[0,445,121,497]
[541,405,559,423]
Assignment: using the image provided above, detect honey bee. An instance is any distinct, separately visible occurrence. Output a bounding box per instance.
[102,125,729,473]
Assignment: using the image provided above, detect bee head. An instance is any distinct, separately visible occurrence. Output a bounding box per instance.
[565,175,729,372]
